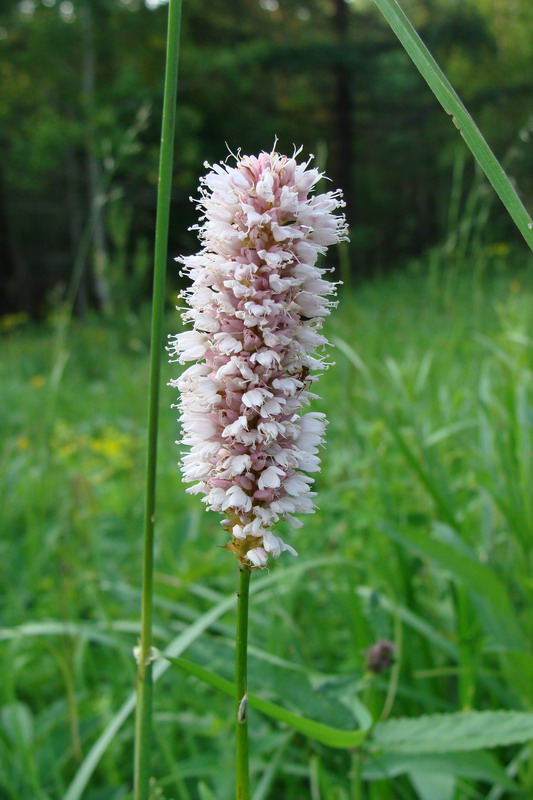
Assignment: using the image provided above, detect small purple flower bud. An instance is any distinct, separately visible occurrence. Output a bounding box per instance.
[365,640,396,674]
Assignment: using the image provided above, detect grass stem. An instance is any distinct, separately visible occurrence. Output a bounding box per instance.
[372,0,533,253]
[133,1,183,798]
[235,565,251,800]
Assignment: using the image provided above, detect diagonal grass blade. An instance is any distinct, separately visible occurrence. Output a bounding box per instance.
[372,0,533,252]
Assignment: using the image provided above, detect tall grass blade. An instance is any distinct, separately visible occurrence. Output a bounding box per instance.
[252,734,293,800]
[64,558,348,799]
[385,422,459,531]
[355,588,457,658]
[372,0,533,252]
[168,658,370,749]
[64,591,236,800]
[381,524,524,648]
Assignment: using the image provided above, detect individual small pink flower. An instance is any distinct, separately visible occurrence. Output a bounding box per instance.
[169,148,348,567]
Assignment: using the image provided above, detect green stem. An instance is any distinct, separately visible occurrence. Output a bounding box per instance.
[236,565,251,800]
[350,751,363,800]
[133,1,183,798]
[372,0,533,253]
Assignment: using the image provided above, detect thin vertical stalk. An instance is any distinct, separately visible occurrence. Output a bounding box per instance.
[235,565,251,800]
[134,2,183,798]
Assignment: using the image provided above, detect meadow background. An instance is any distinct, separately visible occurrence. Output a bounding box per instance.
[1,1,533,799]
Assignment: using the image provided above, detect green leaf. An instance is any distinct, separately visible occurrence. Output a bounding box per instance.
[356,585,457,658]
[384,424,459,530]
[197,783,217,800]
[0,620,163,648]
[168,658,370,750]
[409,772,455,800]
[0,703,34,747]
[381,524,524,648]
[372,0,533,252]
[373,711,533,754]
[363,751,516,790]
[499,650,533,705]
[252,733,293,800]
[189,636,356,731]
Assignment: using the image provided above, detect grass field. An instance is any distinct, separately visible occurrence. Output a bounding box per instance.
[1,255,533,800]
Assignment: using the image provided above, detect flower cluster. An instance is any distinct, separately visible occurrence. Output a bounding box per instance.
[169,149,348,567]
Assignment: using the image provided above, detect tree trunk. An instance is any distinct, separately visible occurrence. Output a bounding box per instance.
[333,0,355,228]
[0,166,28,314]
[80,0,111,315]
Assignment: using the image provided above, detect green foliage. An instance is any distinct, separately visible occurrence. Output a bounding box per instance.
[169,658,533,754]
[363,750,515,788]
[373,711,533,753]
[1,254,533,798]
[168,657,370,749]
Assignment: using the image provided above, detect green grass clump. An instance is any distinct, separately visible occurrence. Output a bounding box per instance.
[1,257,532,799]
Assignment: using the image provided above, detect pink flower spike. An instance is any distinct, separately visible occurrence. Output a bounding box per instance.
[170,148,348,566]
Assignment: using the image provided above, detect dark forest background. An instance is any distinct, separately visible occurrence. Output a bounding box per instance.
[1,0,532,317]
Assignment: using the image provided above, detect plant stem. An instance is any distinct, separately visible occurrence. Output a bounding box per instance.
[133,1,183,798]
[235,565,251,800]
[372,0,533,253]
[350,751,363,800]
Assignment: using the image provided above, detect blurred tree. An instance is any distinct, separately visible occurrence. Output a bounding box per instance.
[0,0,531,314]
